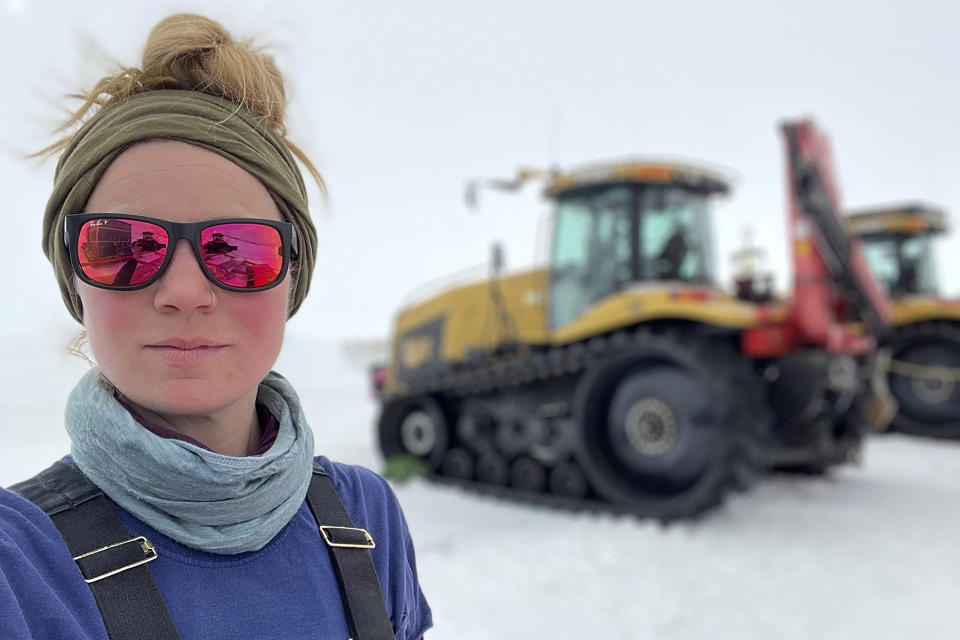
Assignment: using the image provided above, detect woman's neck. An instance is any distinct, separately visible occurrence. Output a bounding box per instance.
[123,390,263,457]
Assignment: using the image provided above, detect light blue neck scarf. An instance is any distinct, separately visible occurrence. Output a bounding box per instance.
[66,369,315,555]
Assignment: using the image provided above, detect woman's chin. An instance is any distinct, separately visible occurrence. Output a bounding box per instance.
[124,382,236,419]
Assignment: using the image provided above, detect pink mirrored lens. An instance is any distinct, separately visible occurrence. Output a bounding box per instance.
[77,218,169,287]
[200,223,283,288]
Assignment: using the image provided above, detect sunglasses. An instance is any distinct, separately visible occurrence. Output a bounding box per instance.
[64,213,298,292]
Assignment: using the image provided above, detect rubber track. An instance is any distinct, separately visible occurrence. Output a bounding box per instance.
[383,326,773,519]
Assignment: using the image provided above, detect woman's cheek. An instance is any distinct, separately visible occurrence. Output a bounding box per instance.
[82,288,151,363]
[235,286,289,353]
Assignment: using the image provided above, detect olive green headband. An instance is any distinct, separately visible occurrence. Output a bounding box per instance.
[42,89,317,322]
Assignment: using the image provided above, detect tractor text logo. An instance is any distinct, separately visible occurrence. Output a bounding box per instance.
[401,336,434,370]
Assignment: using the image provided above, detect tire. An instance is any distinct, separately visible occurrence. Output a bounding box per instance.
[888,322,960,439]
[572,329,770,520]
[377,395,449,468]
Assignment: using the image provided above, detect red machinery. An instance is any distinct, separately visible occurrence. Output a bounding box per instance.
[744,121,891,358]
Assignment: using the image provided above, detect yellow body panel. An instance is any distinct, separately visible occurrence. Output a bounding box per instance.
[891,297,960,327]
[550,285,777,344]
[392,269,550,371]
[388,268,785,388]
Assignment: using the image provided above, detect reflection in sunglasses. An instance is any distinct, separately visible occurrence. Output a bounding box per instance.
[78,220,170,287]
[200,224,283,288]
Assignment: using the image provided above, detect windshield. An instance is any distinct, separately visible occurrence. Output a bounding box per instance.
[550,186,633,329]
[638,185,715,283]
[860,234,939,296]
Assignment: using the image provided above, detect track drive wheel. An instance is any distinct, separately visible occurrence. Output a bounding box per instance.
[573,330,771,520]
[377,395,449,469]
[888,322,960,439]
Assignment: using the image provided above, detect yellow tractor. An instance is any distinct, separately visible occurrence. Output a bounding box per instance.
[847,204,960,438]
[375,120,893,519]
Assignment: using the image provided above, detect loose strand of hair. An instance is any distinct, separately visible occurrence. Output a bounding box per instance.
[287,140,327,196]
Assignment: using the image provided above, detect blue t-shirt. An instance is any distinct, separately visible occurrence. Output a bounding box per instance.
[0,456,432,639]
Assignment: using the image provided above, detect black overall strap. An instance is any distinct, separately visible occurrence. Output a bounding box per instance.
[305,465,396,640]
[9,461,181,640]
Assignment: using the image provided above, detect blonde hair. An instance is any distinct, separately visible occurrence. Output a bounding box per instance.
[41,13,324,192]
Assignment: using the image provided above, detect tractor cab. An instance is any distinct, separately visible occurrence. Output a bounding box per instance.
[545,162,729,329]
[846,204,947,298]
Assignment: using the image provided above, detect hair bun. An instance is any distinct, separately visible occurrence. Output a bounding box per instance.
[139,13,287,135]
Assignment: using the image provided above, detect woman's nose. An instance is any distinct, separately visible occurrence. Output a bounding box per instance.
[153,239,216,312]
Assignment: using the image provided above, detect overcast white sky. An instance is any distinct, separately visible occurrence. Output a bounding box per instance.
[1,0,958,345]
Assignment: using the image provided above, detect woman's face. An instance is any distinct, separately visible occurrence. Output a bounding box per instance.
[77,140,290,419]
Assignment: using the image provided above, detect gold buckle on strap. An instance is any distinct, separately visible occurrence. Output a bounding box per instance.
[73,536,158,584]
[319,525,376,549]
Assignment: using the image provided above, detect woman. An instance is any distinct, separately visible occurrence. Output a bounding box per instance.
[0,13,431,640]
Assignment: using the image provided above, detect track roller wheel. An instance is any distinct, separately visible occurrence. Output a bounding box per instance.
[441,448,475,481]
[548,461,589,499]
[509,457,547,492]
[476,453,509,485]
[377,395,449,469]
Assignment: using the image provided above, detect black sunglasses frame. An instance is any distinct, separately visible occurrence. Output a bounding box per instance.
[64,213,299,293]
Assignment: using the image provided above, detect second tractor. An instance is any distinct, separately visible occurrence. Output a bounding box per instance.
[847,204,960,438]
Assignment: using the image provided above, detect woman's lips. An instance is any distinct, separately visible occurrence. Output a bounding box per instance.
[145,345,227,365]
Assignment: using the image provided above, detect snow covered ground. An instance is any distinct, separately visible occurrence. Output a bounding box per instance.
[2,331,960,639]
